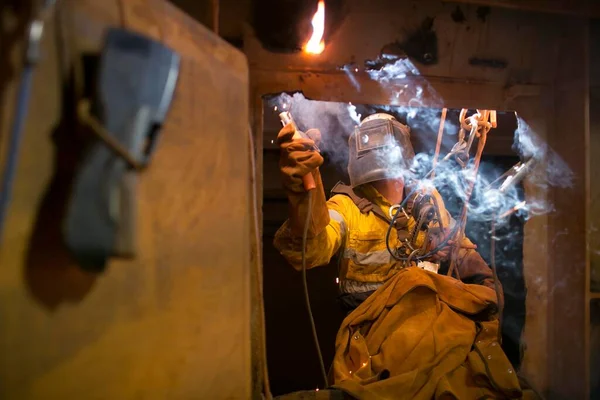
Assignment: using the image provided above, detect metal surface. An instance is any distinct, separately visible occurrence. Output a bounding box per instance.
[442,0,600,18]
[0,0,252,398]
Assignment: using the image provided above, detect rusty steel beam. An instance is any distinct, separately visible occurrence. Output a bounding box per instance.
[442,0,600,18]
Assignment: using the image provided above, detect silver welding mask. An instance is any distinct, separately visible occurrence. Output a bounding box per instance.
[347,113,415,188]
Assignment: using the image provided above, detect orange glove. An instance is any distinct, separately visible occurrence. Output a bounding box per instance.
[277,123,324,193]
[277,123,329,237]
[427,228,503,305]
[426,227,477,262]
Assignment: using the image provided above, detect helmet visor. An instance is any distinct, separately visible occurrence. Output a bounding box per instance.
[355,119,396,154]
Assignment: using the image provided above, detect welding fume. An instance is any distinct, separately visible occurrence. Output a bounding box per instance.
[273,106,541,399]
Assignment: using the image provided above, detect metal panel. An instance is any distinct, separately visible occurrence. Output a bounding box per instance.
[443,0,600,18]
[0,0,251,398]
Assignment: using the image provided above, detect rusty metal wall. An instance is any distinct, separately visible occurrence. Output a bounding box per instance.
[0,0,252,398]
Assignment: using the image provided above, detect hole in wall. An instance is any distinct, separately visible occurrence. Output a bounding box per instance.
[261,93,527,395]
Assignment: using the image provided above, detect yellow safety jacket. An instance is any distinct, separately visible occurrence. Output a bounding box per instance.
[273,183,491,292]
[274,183,529,399]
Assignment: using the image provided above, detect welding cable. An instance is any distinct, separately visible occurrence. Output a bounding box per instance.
[386,216,461,263]
[387,111,491,264]
[384,166,457,262]
[302,188,329,388]
[384,167,438,261]
[385,189,415,261]
[247,125,272,399]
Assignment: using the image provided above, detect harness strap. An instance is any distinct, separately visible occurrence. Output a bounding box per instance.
[331,181,391,223]
[330,181,418,231]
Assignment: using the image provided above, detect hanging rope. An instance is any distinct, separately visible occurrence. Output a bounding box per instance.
[431,107,447,178]
[447,110,494,279]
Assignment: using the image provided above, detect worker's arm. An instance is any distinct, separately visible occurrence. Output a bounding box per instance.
[273,184,349,270]
[454,247,497,287]
[272,123,348,270]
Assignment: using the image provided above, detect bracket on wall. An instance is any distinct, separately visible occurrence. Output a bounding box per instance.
[63,27,180,271]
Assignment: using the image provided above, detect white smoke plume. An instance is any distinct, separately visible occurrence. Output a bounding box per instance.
[265,58,572,226]
[367,58,421,83]
[361,56,573,224]
[266,92,359,175]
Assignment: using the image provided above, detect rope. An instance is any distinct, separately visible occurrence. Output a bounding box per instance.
[448,110,492,278]
[431,107,447,178]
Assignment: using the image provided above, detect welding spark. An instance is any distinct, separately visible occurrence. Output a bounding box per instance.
[274,106,278,111]
[304,0,325,54]
[343,66,361,91]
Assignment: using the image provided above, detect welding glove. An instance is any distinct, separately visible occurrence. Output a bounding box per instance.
[427,224,503,307]
[461,249,503,297]
[277,123,330,237]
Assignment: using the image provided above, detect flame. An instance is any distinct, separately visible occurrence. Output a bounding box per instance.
[304,1,325,54]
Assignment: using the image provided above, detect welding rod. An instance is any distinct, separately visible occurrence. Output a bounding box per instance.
[279,111,317,191]
[498,158,537,194]
[499,200,527,219]
[484,158,537,195]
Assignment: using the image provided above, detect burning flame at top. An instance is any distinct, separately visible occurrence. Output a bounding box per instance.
[304,1,325,54]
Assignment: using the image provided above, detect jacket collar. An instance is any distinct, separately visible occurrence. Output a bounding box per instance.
[358,184,392,209]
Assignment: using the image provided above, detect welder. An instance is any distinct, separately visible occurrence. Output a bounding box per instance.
[273,113,535,399]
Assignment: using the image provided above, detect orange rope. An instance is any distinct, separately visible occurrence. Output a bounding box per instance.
[431,107,447,178]
[447,110,492,278]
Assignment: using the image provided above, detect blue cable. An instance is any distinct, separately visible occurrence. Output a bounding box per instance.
[0,65,35,243]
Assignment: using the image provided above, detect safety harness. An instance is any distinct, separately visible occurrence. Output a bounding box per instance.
[330,181,417,229]
[331,182,448,312]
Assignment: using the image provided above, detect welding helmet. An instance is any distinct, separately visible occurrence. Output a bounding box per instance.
[347,113,415,188]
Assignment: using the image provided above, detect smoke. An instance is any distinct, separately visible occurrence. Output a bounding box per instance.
[366,58,420,83]
[513,116,574,189]
[266,92,359,173]
[372,134,416,182]
[265,60,573,227]
[360,57,573,225]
